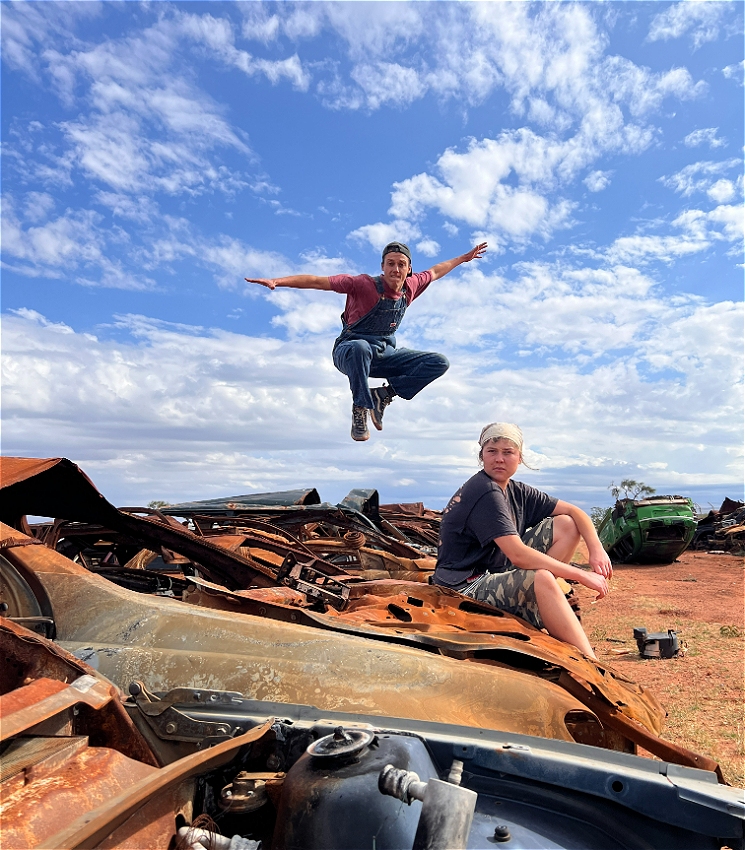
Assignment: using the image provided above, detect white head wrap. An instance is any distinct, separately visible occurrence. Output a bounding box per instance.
[478,422,539,470]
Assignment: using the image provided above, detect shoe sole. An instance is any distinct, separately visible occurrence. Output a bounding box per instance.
[352,432,370,441]
[370,410,383,431]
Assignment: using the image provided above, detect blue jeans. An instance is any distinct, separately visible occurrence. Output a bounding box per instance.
[332,338,449,409]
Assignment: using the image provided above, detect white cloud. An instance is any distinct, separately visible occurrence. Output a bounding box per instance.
[348,220,422,253]
[319,3,424,61]
[707,179,736,204]
[3,7,311,206]
[605,202,743,265]
[2,200,103,274]
[22,191,56,222]
[660,158,742,197]
[722,59,745,84]
[385,130,583,248]
[584,170,612,192]
[648,1,728,48]
[0,1,101,81]
[1,196,156,290]
[94,192,160,223]
[684,127,727,149]
[603,58,707,117]
[350,63,425,109]
[2,299,740,508]
[408,261,669,358]
[416,239,441,258]
[240,7,281,44]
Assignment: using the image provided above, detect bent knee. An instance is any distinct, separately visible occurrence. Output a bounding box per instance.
[553,513,579,537]
[533,569,559,590]
[335,339,372,364]
[432,353,449,375]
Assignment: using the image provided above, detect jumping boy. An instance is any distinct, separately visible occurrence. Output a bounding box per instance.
[245,240,487,441]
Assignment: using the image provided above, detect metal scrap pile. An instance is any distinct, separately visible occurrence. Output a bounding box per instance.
[692,497,745,553]
[160,487,439,583]
[1,456,743,849]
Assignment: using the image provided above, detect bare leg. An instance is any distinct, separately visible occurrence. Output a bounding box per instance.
[533,569,596,658]
[546,513,581,563]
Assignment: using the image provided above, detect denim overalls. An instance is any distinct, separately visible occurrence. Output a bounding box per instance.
[332,276,449,409]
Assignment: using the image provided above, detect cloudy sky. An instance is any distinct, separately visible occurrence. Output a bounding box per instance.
[2,1,743,513]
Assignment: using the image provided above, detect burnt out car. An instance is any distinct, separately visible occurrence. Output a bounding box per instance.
[0,457,724,777]
[1,616,742,850]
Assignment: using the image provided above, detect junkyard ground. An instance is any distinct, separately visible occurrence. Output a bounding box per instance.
[572,546,745,787]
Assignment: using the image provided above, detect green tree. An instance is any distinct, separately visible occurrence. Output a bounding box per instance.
[609,479,656,500]
[590,506,610,530]
[147,500,169,509]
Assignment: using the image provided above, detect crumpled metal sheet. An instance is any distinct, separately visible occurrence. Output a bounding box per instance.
[1,615,274,849]
[0,458,723,775]
[3,524,592,744]
[3,517,724,777]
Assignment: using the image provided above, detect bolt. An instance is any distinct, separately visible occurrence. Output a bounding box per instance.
[165,722,178,734]
[493,825,511,842]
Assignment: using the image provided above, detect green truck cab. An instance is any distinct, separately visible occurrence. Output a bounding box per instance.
[598,496,697,564]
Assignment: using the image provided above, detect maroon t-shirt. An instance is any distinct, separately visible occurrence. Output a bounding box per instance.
[328,272,433,326]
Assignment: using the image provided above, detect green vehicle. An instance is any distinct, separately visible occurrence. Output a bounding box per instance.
[597,496,697,564]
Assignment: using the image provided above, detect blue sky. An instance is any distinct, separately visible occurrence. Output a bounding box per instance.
[2,1,743,513]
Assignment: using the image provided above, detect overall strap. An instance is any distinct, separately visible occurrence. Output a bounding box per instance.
[338,275,407,335]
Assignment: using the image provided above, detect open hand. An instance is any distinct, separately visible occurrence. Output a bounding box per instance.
[463,242,488,263]
[245,277,276,290]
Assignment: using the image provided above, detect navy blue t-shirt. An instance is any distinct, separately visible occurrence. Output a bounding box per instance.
[434,471,557,589]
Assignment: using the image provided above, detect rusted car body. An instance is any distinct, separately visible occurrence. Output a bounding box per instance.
[2,617,743,850]
[0,457,724,776]
[693,498,745,553]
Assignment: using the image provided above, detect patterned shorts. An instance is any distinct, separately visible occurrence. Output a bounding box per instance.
[460,516,554,629]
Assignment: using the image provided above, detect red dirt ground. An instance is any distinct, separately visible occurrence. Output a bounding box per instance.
[572,547,744,787]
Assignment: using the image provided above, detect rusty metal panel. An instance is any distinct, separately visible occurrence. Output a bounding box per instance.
[0,746,158,850]
[0,516,719,773]
[0,457,64,489]
[3,533,583,741]
[0,617,158,767]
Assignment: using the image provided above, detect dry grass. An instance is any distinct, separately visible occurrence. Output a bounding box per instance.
[573,548,744,787]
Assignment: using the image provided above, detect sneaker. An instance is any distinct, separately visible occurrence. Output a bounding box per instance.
[351,406,370,441]
[370,385,394,431]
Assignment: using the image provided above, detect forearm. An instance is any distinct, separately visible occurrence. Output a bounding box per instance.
[428,253,469,282]
[269,275,330,290]
[555,501,604,556]
[427,242,487,282]
[504,541,590,582]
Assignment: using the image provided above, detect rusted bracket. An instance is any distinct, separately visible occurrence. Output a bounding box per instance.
[127,681,243,744]
[557,671,724,781]
[277,553,350,610]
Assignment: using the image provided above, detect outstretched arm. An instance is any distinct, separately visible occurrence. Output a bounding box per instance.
[244,274,331,291]
[427,242,487,282]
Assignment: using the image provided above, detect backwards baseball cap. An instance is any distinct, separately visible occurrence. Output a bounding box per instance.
[382,241,411,262]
